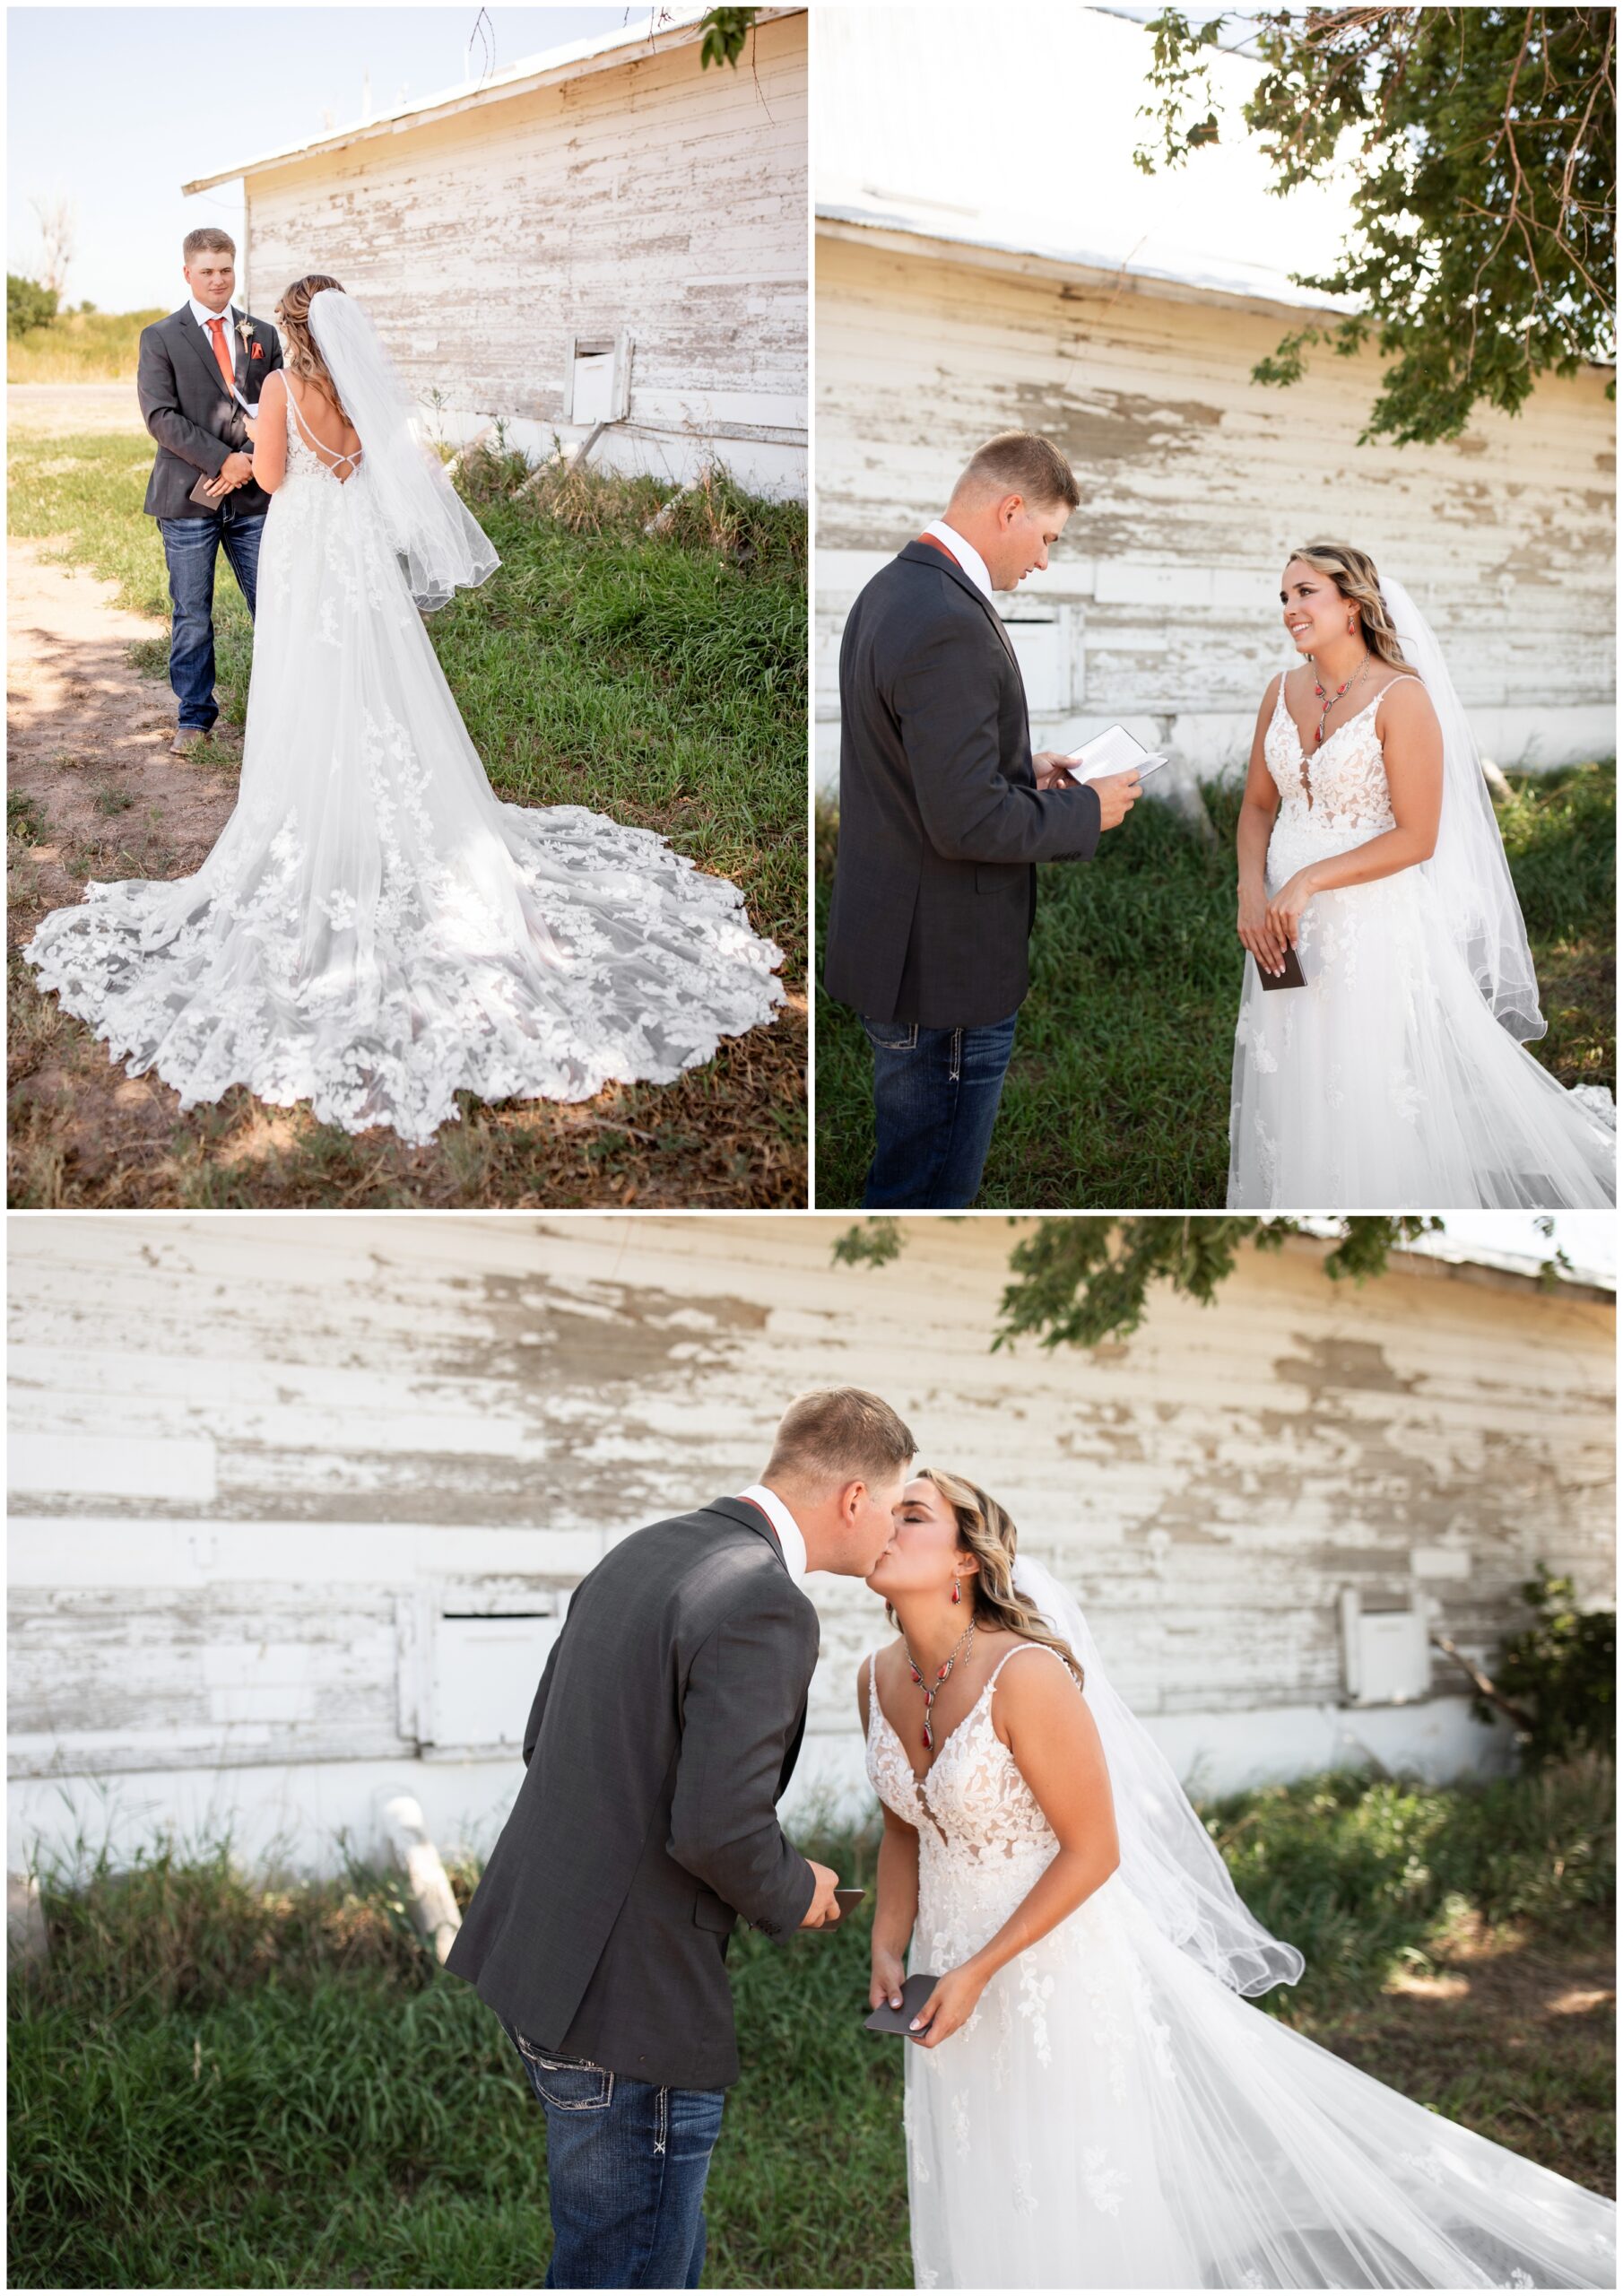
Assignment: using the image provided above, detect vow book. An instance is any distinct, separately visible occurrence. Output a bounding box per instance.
[1063,724,1168,783]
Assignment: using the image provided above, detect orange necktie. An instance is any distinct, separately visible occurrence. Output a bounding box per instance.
[206,315,235,390]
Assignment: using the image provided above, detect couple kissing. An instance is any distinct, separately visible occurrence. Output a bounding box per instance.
[447,1387,1615,2292]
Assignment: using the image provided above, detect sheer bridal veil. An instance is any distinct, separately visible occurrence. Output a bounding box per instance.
[1377,573,1545,1042]
[1012,1554,1305,1997]
[308,287,500,613]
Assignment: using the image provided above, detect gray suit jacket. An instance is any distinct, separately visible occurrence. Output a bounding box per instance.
[137,304,282,520]
[824,541,1102,1029]
[445,1498,820,2092]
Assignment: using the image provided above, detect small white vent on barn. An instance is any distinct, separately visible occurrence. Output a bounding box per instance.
[1340,1590,1433,1706]
[420,1598,563,1756]
[565,331,632,426]
[998,605,1074,714]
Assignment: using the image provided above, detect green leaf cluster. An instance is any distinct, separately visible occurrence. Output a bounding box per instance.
[832,1215,1456,1348]
[699,7,759,71]
[1136,7,1617,442]
[1482,1568,1617,1767]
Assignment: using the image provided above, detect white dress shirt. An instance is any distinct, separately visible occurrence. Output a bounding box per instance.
[924,517,993,599]
[736,1483,809,1587]
[190,297,243,378]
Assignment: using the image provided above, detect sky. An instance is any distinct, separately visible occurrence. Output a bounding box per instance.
[814,4,1355,308]
[7,6,636,311]
[1423,1214,1617,1284]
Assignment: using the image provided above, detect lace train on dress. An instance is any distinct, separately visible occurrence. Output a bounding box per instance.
[1226,681,1614,1209]
[25,388,783,1145]
[866,1645,1616,2291]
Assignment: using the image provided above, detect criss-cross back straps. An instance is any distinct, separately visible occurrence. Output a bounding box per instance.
[288,385,363,479]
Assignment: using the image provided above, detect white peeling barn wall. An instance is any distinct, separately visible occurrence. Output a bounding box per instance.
[9,1216,1614,1880]
[814,224,1616,792]
[190,10,807,496]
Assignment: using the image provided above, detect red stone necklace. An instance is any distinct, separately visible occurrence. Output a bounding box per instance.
[1312,649,1370,746]
[904,1619,976,1752]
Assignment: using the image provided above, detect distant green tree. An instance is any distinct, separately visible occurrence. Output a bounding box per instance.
[1134,6,1617,444]
[834,1214,1575,1348]
[7,274,58,339]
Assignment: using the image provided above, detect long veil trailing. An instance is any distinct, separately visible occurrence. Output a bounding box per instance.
[1377,574,1544,1042]
[906,1554,1621,2290]
[308,287,500,611]
[1013,1553,1302,1996]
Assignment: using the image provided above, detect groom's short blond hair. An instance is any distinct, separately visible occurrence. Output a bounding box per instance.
[951,430,1080,512]
[183,228,236,262]
[766,1388,916,1491]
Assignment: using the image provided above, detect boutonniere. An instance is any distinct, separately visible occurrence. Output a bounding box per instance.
[236,317,254,349]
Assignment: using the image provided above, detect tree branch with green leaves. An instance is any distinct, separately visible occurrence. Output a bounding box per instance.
[833,1214,1575,1348]
[1134,6,1617,444]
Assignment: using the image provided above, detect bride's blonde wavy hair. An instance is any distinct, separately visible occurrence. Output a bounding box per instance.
[273,273,351,422]
[889,1469,1085,1687]
[1287,540,1412,672]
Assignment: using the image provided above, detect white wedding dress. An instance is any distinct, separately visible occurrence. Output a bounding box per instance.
[25,387,784,1144]
[866,1644,1616,2291]
[1226,677,1614,1209]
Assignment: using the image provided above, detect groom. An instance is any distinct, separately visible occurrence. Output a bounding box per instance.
[446,1387,916,2289]
[823,430,1142,1209]
[136,228,282,755]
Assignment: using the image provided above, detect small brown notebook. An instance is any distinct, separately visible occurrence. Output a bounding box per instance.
[1258,944,1306,991]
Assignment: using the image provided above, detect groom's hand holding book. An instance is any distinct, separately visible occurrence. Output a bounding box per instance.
[799,1858,844,1927]
[1036,752,1141,827]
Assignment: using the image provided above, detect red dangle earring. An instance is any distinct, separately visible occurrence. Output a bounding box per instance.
[950,1576,961,1605]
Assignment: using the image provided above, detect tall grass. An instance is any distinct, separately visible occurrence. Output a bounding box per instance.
[10,1760,1612,2287]
[8,308,164,384]
[814,764,1617,1207]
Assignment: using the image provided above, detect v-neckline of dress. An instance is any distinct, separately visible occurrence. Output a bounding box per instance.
[1280,681,1390,808]
[874,1665,1002,1790]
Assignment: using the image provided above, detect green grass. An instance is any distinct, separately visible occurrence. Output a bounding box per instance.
[9,1758,1612,2287]
[815,766,1617,1206]
[7,434,807,1207]
[8,307,164,383]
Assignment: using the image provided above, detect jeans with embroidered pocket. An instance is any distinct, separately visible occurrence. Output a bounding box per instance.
[860,1009,1020,1208]
[505,2027,725,2289]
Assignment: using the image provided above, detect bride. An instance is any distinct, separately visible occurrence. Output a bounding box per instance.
[860,1468,1616,2290]
[1227,543,1613,1208]
[25,275,783,1146]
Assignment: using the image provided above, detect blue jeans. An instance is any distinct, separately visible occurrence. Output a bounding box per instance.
[157,508,265,729]
[861,1010,1020,1208]
[506,2030,725,2289]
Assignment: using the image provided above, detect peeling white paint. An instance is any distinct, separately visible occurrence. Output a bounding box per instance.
[239,13,807,498]
[6,1215,1613,1875]
[814,227,1616,786]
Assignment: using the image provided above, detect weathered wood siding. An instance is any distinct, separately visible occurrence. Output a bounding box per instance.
[814,227,1617,785]
[242,13,806,495]
[10,1214,1612,1867]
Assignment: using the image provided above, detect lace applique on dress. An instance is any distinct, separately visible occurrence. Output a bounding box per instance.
[23,371,784,1142]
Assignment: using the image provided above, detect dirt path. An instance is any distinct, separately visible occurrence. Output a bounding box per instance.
[6,535,251,1202]
[8,381,148,438]
[8,535,239,875]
